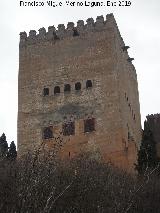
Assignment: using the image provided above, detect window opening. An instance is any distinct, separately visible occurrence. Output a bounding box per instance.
[43,127,53,139]
[63,121,75,136]
[64,84,71,93]
[86,80,92,88]
[75,82,81,91]
[73,29,79,37]
[84,118,95,133]
[43,88,49,96]
[54,86,60,94]
[133,114,136,120]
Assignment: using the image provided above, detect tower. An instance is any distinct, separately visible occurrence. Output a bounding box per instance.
[145,114,160,157]
[18,14,142,171]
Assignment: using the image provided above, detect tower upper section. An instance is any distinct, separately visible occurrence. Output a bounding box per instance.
[19,13,124,47]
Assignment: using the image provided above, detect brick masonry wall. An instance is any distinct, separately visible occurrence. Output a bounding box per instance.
[18,14,142,172]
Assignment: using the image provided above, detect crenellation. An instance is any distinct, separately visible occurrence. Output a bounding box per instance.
[19,14,119,46]
[66,22,74,36]
[95,15,104,30]
[106,13,114,22]
[48,25,56,33]
[77,20,84,32]
[96,15,104,23]
[47,26,56,40]
[20,31,27,40]
[29,30,37,39]
[38,27,46,39]
[57,24,66,38]
[67,22,74,29]
[147,113,160,121]
[86,18,95,30]
[19,32,27,46]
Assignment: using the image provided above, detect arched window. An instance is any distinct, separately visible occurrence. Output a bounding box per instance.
[86,80,92,88]
[54,86,60,95]
[75,82,81,91]
[63,121,75,136]
[43,127,53,139]
[64,84,71,93]
[43,88,49,96]
[84,118,95,133]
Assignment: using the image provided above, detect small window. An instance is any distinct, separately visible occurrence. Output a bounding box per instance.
[54,86,60,95]
[75,82,81,91]
[64,84,71,93]
[128,131,130,140]
[128,103,131,111]
[73,29,79,37]
[43,127,53,139]
[84,118,95,133]
[133,114,136,120]
[86,80,92,88]
[63,121,75,136]
[43,88,49,96]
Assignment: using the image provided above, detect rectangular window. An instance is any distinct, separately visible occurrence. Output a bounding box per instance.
[84,118,95,133]
[43,88,49,96]
[63,122,75,136]
[43,126,53,139]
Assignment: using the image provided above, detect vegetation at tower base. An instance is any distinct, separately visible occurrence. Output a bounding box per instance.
[0,149,160,213]
[0,133,17,160]
[136,115,160,175]
[0,133,8,157]
[7,141,17,160]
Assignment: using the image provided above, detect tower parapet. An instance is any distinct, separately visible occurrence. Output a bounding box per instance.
[19,13,121,46]
[146,114,160,125]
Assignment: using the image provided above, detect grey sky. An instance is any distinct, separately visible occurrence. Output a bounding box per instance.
[0,0,160,144]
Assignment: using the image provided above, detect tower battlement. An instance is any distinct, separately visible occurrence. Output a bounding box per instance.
[20,14,121,46]
[146,114,160,123]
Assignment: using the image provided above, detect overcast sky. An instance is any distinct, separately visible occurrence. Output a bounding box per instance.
[0,0,160,144]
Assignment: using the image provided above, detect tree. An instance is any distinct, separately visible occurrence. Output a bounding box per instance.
[0,133,8,158]
[136,121,159,174]
[7,141,17,160]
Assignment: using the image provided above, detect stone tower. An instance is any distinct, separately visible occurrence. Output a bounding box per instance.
[18,14,142,171]
[145,114,160,157]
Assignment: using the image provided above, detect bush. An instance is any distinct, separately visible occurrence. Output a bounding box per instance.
[0,151,160,213]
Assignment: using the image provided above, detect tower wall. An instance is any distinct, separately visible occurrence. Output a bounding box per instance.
[18,14,142,172]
